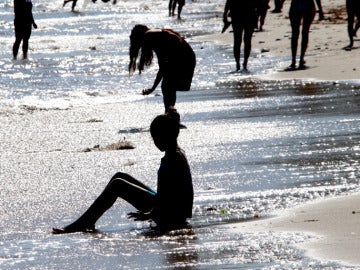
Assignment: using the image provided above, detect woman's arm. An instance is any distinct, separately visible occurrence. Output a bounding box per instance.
[29,2,37,28]
[142,68,163,95]
[223,0,231,24]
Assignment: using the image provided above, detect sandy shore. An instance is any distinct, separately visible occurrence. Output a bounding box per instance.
[196,0,360,82]
[1,0,359,268]
[203,0,360,266]
[232,192,360,266]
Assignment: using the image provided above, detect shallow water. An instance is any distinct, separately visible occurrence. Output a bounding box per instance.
[1,0,360,269]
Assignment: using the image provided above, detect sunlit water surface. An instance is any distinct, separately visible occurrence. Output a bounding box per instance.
[1,0,360,269]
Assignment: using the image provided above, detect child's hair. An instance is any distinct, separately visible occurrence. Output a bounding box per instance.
[150,108,180,140]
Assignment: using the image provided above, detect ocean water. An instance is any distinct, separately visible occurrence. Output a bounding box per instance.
[1,0,360,269]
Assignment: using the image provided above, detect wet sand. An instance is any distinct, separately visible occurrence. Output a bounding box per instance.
[1,0,360,268]
[205,0,360,266]
[234,193,360,266]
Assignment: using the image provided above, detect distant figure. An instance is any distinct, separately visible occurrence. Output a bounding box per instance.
[13,0,37,60]
[272,0,285,13]
[52,109,194,234]
[223,0,259,72]
[63,0,77,11]
[63,0,117,12]
[344,0,360,51]
[169,0,185,19]
[129,25,196,113]
[285,0,324,70]
[256,0,270,31]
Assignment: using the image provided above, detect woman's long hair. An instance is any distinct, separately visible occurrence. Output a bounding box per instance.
[128,24,153,75]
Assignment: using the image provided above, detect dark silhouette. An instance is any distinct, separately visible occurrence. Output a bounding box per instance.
[344,0,360,51]
[129,25,196,113]
[169,0,185,19]
[256,0,270,31]
[13,0,37,60]
[285,0,324,70]
[52,109,194,234]
[63,0,77,11]
[223,0,259,72]
[272,0,285,13]
[63,0,117,12]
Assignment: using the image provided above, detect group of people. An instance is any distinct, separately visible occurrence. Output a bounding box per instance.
[10,0,360,232]
[63,0,185,18]
[63,0,117,12]
[223,0,359,72]
[223,0,324,72]
[168,0,185,19]
[12,0,197,233]
[53,25,196,233]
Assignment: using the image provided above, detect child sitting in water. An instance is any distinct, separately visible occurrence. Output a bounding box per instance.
[53,108,193,233]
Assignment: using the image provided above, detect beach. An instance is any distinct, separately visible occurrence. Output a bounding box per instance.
[201,0,360,82]
[215,0,360,266]
[198,0,360,264]
[1,0,360,269]
[234,193,360,266]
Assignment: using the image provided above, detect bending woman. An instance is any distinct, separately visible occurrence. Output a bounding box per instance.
[129,24,196,113]
[53,109,194,233]
[287,0,324,70]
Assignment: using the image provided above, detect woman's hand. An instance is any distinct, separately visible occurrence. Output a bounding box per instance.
[142,88,154,95]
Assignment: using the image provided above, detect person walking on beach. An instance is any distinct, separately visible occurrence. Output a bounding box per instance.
[63,0,77,11]
[344,0,360,51]
[272,0,285,13]
[129,24,196,113]
[256,0,270,31]
[53,109,194,234]
[63,0,117,12]
[223,0,259,72]
[285,0,324,70]
[169,0,185,19]
[13,0,37,60]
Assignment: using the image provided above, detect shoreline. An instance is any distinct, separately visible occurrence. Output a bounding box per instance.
[232,192,360,266]
[204,0,360,266]
[1,0,360,268]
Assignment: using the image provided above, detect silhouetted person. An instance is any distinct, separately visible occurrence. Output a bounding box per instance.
[93,0,117,3]
[256,0,270,31]
[53,109,194,234]
[129,25,196,113]
[223,0,259,72]
[13,0,37,60]
[63,0,117,12]
[63,0,77,11]
[344,0,360,51]
[286,0,324,70]
[169,0,185,19]
[272,0,285,13]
